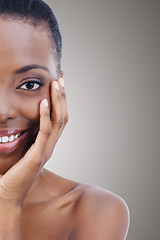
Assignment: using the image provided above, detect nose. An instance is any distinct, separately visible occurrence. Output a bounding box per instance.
[0,91,18,123]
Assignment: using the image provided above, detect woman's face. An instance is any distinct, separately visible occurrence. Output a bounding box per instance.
[0,19,58,174]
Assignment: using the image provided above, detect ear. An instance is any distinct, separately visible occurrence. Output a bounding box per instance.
[57,70,64,80]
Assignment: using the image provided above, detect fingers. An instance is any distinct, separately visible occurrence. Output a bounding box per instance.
[54,77,68,143]
[34,99,52,155]
[50,80,64,132]
[0,99,52,199]
[0,79,68,203]
[23,77,68,166]
[58,77,69,128]
[45,77,68,159]
[17,99,52,168]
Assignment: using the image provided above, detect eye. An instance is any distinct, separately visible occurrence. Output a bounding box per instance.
[18,79,43,91]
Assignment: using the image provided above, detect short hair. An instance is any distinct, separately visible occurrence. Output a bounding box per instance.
[0,0,62,71]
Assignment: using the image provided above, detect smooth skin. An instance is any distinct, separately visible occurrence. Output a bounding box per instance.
[0,20,130,240]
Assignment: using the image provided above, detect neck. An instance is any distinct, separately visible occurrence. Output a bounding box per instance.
[23,168,46,204]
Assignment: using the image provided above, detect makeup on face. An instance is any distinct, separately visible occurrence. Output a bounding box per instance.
[0,20,57,171]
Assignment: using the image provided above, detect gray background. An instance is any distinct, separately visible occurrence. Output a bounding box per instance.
[44,1,160,239]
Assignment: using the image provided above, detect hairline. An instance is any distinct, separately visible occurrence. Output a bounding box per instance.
[0,14,61,73]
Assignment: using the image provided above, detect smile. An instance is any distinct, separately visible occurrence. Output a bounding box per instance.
[0,132,21,143]
[0,130,29,154]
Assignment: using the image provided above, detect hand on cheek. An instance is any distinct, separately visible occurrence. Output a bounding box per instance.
[0,77,68,205]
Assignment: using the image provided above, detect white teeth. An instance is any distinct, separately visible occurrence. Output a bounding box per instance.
[15,134,19,139]
[9,135,14,142]
[0,133,21,143]
[1,136,9,143]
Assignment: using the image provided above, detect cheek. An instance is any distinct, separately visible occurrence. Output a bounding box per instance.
[17,93,51,123]
[18,99,40,136]
[19,99,40,121]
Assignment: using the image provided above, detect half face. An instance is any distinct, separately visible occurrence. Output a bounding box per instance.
[0,19,58,174]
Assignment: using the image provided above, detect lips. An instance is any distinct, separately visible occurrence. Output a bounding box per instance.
[0,129,29,154]
[0,129,25,137]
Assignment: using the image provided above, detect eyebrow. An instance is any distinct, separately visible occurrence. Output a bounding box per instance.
[14,64,49,74]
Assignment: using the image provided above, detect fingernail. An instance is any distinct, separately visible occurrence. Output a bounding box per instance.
[43,99,48,107]
[59,77,64,87]
[53,81,59,91]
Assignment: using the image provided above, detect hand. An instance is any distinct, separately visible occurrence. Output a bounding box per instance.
[0,77,68,206]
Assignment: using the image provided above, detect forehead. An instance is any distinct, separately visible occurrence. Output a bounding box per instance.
[0,19,57,77]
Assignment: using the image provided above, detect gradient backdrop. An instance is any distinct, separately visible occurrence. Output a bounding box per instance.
[44,1,160,239]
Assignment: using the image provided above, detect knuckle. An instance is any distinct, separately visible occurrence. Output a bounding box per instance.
[45,126,52,135]
[40,127,51,137]
[61,91,66,99]
[55,117,64,129]
[56,92,61,101]
[64,114,69,125]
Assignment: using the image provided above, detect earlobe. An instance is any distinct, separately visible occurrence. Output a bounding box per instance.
[57,70,64,88]
[58,70,64,80]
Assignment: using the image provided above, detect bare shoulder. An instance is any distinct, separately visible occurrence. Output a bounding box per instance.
[70,184,130,240]
[39,170,130,239]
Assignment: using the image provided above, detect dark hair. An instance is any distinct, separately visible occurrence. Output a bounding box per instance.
[0,0,62,71]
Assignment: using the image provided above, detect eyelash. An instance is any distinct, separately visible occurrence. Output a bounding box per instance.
[18,79,44,91]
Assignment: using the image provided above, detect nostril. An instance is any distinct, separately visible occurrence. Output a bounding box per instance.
[0,113,17,122]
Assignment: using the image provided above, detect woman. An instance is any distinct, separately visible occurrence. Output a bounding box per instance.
[0,0,130,239]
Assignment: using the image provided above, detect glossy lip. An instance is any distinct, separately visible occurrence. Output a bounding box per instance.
[0,129,26,137]
[0,129,29,154]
